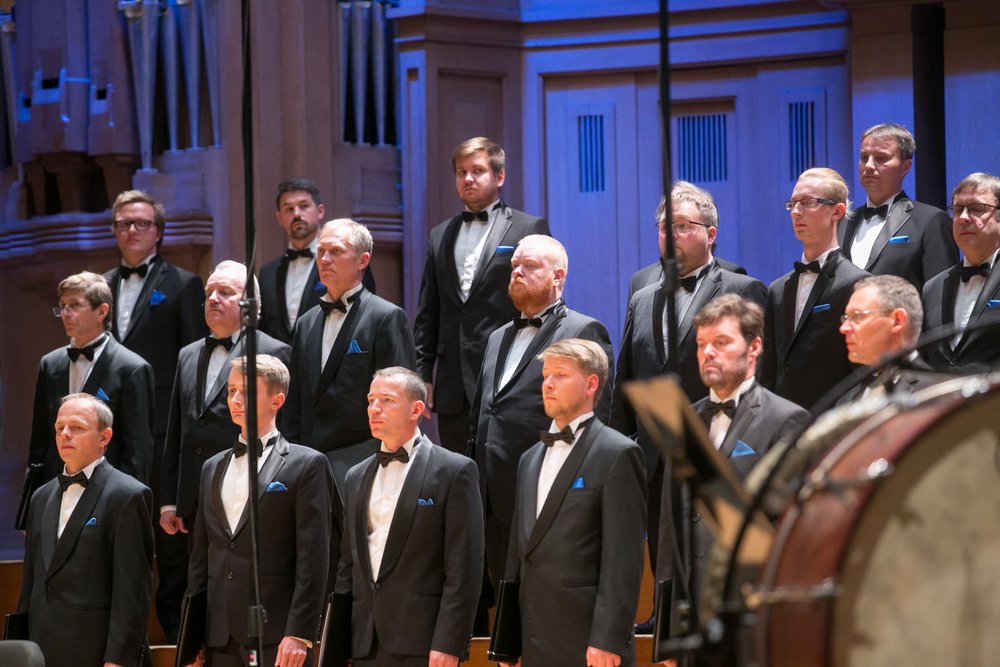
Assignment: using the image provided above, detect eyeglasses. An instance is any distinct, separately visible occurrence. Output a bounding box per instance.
[785,197,836,211]
[113,218,155,232]
[53,302,93,317]
[839,309,889,325]
[947,202,999,219]
[656,219,710,235]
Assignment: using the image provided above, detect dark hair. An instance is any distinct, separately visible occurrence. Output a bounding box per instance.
[58,272,114,331]
[275,178,322,210]
[112,190,166,247]
[861,123,916,162]
[692,294,764,343]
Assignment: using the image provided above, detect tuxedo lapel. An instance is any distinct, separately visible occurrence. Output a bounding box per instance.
[517,446,544,552]
[81,337,117,395]
[210,452,232,538]
[956,263,1000,350]
[40,483,61,573]
[792,254,836,338]
[377,439,431,580]
[275,258,292,337]
[297,263,323,318]
[525,421,599,556]
[202,333,248,414]
[355,458,380,583]
[492,326,519,396]
[497,303,565,398]
[47,462,111,579]
[780,273,797,351]
[718,385,760,459]
[866,197,912,270]
[314,289,369,400]
[940,267,961,328]
[441,216,465,302]
[839,209,860,260]
[232,438,288,537]
[469,205,513,297]
[679,266,722,345]
[122,258,166,342]
[651,288,667,368]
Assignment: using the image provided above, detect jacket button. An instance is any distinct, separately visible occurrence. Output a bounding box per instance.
[227,571,234,581]
[195,448,202,456]
[692,512,701,523]
[374,582,382,590]
[489,407,497,415]
[783,365,791,374]
[198,418,205,426]
[228,541,236,550]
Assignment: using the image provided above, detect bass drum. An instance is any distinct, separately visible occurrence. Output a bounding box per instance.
[717,375,1000,666]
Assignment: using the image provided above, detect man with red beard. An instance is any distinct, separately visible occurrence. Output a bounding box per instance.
[470,234,613,596]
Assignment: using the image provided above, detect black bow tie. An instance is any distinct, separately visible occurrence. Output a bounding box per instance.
[461,210,489,223]
[794,260,821,274]
[119,263,149,279]
[679,274,699,293]
[319,293,356,315]
[540,425,575,447]
[862,204,889,220]
[205,336,234,352]
[233,435,277,459]
[67,338,102,363]
[960,263,990,283]
[285,247,314,261]
[58,471,89,491]
[703,399,736,421]
[376,448,410,467]
[513,315,543,329]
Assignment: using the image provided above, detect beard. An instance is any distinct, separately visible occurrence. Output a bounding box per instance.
[509,278,554,314]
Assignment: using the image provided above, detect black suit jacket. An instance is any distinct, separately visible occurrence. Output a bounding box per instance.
[611,262,767,476]
[505,419,646,667]
[336,437,484,659]
[18,460,154,667]
[105,258,207,438]
[414,203,549,415]
[284,288,416,478]
[29,336,155,484]
[921,261,1000,373]
[839,193,957,291]
[470,302,613,534]
[259,256,376,345]
[160,331,291,520]
[760,250,869,409]
[187,436,334,647]
[834,354,947,405]
[628,256,747,301]
[656,381,809,631]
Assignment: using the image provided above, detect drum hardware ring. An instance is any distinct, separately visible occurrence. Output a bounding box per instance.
[798,457,894,501]
[741,577,840,608]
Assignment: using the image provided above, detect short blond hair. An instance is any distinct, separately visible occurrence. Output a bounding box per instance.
[538,338,609,394]
[451,137,505,175]
[321,218,373,256]
[231,355,290,395]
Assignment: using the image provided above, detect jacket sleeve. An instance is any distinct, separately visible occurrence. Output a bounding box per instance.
[413,239,441,383]
[105,485,154,666]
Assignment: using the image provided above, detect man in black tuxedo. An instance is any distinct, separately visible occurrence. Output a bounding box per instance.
[158,261,291,623]
[470,234,613,591]
[337,367,484,666]
[501,338,646,667]
[836,275,943,403]
[656,295,808,635]
[187,355,334,667]
[285,218,416,492]
[29,272,154,485]
[611,183,765,583]
[104,189,206,638]
[922,172,1000,373]
[414,137,550,454]
[18,393,154,667]
[259,178,375,345]
[839,123,957,291]
[760,168,870,409]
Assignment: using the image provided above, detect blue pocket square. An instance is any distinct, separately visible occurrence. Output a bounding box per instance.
[314,280,327,293]
[811,303,831,313]
[347,339,363,354]
[988,300,1000,309]
[571,477,585,489]
[266,481,287,493]
[96,387,110,402]
[149,290,166,307]
[731,441,756,458]
[496,245,515,253]
[85,517,97,526]
[417,498,434,506]
[888,235,909,244]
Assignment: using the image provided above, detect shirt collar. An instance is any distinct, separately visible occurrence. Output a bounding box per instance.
[866,191,901,210]
[63,456,105,480]
[963,248,1000,269]
[381,431,421,457]
[709,377,755,406]
[320,282,364,305]
[122,253,157,270]
[681,258,713,280]
[238,430,280,447]
[801,246,838,268]
[522,298,562,320]
[548,411,594,441]
[71,331,109,350]
[464,199,501,215]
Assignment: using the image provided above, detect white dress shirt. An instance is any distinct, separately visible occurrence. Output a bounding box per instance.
[367,434,420,580]
[116,253,157,335]
[537,412,593,517]
[68,333,110,394]
[499,299,560,389]
[204,332,241,402]
[850,194,898,269]
[58,456,105,538]
[221,431,279,533]
[285,238,320,328]
[952,249,999,348]
[794,247,837,326]
[453,199,500,301]
[706,377,755,449]
[321,283,364,367]
[661,259,712,359]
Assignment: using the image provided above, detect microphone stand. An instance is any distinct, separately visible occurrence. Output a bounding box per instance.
[239,0,266,663]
